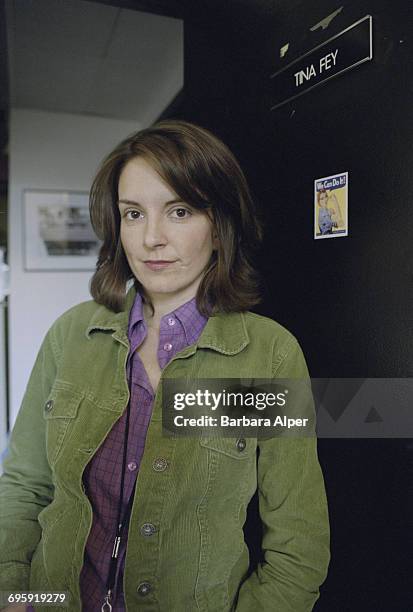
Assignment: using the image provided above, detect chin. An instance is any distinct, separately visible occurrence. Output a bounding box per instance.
[142,280,183,295]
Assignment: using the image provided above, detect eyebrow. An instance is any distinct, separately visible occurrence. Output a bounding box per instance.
[118,198,183,208]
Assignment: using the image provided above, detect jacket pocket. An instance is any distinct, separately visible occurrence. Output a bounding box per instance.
[43,381,83,466]
[37,503,79,599]
[199,435,256,460]
[195,436,257,611]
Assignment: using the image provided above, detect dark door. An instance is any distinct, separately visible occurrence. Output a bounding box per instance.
[179,2,412,611]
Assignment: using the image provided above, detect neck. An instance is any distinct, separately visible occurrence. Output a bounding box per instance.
[142,293,196,329]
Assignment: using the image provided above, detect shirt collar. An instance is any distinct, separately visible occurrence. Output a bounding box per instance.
[167,296,208,345]
[86,284,249,355]
[127,291,207,346]
[127,290,145,332]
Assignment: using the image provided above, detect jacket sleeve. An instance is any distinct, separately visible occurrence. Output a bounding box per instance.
[0,325,58,592]
[235,337,330,611]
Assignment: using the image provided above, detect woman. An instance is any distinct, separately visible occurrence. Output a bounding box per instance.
[0,120,330,611]
[317,188,343,235]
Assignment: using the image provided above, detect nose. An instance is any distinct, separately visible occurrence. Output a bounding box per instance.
[143,214,168,249]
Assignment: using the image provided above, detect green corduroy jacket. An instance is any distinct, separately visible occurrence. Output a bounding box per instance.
[0,288,330,611]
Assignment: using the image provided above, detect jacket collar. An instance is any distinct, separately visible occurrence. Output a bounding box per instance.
[86,285,249,355]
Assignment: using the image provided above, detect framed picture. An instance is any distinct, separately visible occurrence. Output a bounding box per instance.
[314,172,348,239]
[23,190,101,271]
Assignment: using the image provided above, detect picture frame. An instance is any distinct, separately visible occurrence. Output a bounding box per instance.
[23,189,100,271]
[314,172,348,239]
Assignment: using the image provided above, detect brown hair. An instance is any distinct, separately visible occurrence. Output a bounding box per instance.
[89,119,263,315]
[317,189,329,205]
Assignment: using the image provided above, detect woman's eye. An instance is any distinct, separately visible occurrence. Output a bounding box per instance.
[171,207,191,219]
[125,210,142,220]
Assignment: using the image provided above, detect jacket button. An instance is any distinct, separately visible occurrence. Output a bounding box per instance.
[236,438,246,452]
[45,400,54,412]
[140,522,156,537]
[137,582,152,596]
[152,457,168,472]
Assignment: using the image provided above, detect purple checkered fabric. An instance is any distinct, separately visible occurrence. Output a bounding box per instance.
[77,292,208,611]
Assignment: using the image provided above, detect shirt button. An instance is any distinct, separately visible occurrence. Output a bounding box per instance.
[167,317,176,326]
[163,342,173,351]
[137,582,152,596]
[236,438,247,452]
[45,400,54,412]
[152,457,168,472]
[140,522,156,536]
[127,461,137,471]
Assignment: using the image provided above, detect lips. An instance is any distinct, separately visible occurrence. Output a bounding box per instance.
[144,260,176,270]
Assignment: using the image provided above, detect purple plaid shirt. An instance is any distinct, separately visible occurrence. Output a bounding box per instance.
[77,292,208,611]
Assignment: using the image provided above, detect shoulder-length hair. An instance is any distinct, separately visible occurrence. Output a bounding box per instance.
[89,119,263,315]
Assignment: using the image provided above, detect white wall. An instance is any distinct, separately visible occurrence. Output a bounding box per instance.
[8,109,140,426]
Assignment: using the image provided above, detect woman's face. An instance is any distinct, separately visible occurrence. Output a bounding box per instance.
[319,192,328,207]
[118,157,217,307]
